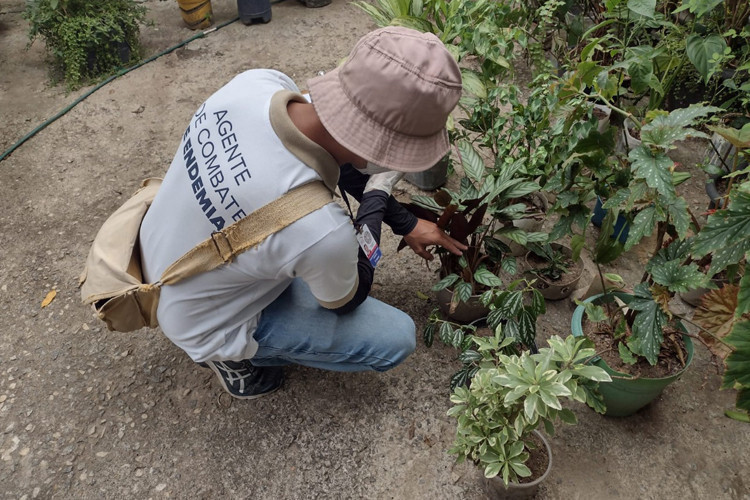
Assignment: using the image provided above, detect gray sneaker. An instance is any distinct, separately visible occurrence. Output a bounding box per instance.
[205,360,283,399]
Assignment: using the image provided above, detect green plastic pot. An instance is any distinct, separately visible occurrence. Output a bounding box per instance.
[571,293,694,417]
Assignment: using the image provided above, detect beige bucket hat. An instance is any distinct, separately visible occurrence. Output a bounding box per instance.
[307,26,462,173]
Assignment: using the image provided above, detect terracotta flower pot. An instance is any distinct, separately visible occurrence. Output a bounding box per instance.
[524,243,583,300]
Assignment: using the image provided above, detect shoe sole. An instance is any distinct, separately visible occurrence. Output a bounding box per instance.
[206,362,281,400]
[302,0,331,7]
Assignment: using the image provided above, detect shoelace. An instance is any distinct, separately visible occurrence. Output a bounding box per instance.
[215,361,256,393]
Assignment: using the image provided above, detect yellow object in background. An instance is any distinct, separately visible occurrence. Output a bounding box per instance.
[177,0,213,30]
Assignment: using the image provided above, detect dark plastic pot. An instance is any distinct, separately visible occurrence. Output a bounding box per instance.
[571,294,694,417]
[238,0,271,24]
[591,197,630,244]
[436,287,489,324]
[484,430,552,499]
[405,156,449,190]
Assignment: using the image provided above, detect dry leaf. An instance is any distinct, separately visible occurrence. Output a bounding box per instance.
[693,285,739,360]
[41,290,56,308]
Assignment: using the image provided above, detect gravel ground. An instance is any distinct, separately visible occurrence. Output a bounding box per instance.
[1,1,748,498]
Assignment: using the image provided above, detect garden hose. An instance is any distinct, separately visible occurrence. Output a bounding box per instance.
[0,15,240,164]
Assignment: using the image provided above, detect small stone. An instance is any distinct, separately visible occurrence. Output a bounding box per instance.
[0,395,7,403]
[19,448,30,456]
[135,468,145,477]
[155,483,167,492]
[96,452,108,458]
[32,487,40,498]
[87,426,96,435]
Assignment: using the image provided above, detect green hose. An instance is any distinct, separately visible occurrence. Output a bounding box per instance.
[0,16,240,164]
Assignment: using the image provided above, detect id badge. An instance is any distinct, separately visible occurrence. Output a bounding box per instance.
[355,224,382,267]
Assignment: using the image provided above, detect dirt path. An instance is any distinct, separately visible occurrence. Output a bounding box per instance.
[1,1,748,498]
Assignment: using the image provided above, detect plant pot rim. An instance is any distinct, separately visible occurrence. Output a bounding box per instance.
[523,242,584,288]
[485,430,553,491]
[571,293,695,381]
[486,429,552,490]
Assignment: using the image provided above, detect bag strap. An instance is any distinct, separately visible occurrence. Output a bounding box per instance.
[158,181,332,286]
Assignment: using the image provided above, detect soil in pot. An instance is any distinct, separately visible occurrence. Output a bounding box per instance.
[519,432,550,484]
[484,431,551,499]
[525,247,583,300]
[582,312,689,379]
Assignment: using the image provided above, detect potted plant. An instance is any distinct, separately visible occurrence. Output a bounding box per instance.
[23,0,147,88]
[703,121,750,210]
[447,333,611,495]
[690,178,750,423]
[424,279,546,388]
[554,57,723,414]
[405,139,543,323]
[524,242,584,300]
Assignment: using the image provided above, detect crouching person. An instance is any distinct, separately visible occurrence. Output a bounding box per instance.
[138,27,465,399]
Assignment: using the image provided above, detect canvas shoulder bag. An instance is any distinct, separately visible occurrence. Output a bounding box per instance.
[79,178,333,332]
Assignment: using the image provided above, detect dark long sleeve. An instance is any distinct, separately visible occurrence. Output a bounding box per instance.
[338,163,418,236]
[331,189,389,315]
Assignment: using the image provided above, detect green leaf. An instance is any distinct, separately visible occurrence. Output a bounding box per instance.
[650,260,710,293]
[628,58,654,94]
[504,182,542,200]
[510,461,532,478]
[708,124,750,150]
[686,34,728,84]
[474,267,503,287]
[723,320,750,392]
[454,281,473,304]
[667,196,691,240]
[439,321,453,344]
[571,234,585,261]
[641,105,720,147]
[559,408,577,424]
[580,301,608,322]
[737,272,750,318]
[618,342,639,365]
[531,289,546,316]
[573,365,612,382]
[673,0,723,17]
[432,273,459,291]
[423,323,434,347]
[624,206,657,251]
[629,147,675,196]
[484,462,502,479]
[725,409,750,422]
[692,191,750,275]
[495,291,523,318]
[627,0,655,17]
[496,227,527,245]
[627,282,666,365]
[518,309,537,347]
[461,69,487,99]
[458,140,485,184]
[501,256,517,275]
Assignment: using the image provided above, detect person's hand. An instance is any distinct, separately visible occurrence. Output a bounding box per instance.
[403,218,467,261]
[363,171,405,196]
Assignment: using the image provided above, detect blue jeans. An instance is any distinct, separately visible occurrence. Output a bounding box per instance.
[251,279,416,372]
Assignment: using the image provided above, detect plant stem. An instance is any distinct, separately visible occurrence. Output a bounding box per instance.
[671,313,736,350]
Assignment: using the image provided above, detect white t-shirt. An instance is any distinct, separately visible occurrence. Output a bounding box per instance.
[140,69,358,362]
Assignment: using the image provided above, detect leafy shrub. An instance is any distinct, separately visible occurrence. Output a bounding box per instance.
[24,0,147,88]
